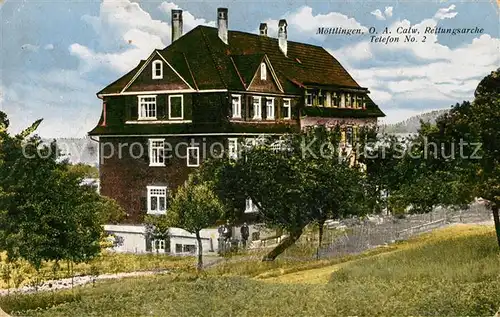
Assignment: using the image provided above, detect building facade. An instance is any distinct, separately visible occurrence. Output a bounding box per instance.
[88,8,385,253]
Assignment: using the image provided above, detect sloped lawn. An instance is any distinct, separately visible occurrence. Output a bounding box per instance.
[2,225,500,316]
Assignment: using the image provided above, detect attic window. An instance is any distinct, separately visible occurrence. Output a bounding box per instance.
[152,60,163,79]
[260,63,267,80]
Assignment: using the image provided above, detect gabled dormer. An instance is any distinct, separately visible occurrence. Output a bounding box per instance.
[230,54,283,93]
[122,51,194,93]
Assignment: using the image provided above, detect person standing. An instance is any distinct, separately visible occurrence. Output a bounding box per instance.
[240,222,249,248]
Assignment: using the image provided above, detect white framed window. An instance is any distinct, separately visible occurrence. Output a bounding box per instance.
[305,92,313,106]
[245,198,259,213]
[332,92,340,107]
[231,94,241,119]
[266,97,275,120]
[283,98,291,119]
[346,126,354,145]
[260,63,267,80]
[187,146,200,167]
[149,138,165,167]
[152,239,166,252]
[228,138,238,160]
[356,95,363,109]
[252,97,261,119]
[340,93,346,108]
[152,60,163,79]
[345,93,352,108]
[138,95,157,120]
[318,92,324,106]
[168,95,183,120]
[147,186,167,215]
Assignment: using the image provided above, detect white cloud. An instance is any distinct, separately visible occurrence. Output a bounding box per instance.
[44,44,54,50]
[158,2,216,30]
[371,6,393,20]
[70,0,215,75]
[331,4,499,109]
[0,86,4,108]
[21,44,39,52]
[384,7,393,18]
[1,69,101,138]
[258,6,367,41]
[434,5,458,20]
[371,9,385,21]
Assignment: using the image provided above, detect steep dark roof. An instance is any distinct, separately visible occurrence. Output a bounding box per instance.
[98,60,146,95]
[230,54,265,88]
[99,26,366,94]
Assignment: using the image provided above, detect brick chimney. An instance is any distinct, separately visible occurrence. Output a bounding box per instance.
[217,8,228,45]
[171,9,183,43]
[259,23,268,36]
[278,19,287,56]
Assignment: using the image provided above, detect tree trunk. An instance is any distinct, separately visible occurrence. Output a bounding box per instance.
[317,220,325,260]
[262,228,303,261]
[195,231,203,271]
[491,203,500,249]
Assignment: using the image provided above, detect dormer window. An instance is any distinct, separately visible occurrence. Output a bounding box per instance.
[152,60,163,79]
[260,63,267,80]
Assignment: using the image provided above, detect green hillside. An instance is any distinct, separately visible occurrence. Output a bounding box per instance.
[2,224,499,316]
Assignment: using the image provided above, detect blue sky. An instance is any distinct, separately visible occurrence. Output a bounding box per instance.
[0,0,499,138]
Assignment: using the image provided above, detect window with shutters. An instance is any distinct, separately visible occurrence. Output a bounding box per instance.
[147,186,167,215]
[149,139,165,167]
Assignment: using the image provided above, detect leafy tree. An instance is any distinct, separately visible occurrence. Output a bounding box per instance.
[162,174,224,270]
[67,163,99,178]
[384,69,500,246]
[0,111,105,270]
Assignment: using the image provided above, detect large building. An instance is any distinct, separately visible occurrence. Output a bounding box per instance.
[88,8,384,253]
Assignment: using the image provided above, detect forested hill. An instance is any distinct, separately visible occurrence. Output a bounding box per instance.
[42,137,98,166]
[381,109,449,134]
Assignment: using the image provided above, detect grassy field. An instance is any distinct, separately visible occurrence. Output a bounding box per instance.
[0,252,195,289]
[2,224,500,316]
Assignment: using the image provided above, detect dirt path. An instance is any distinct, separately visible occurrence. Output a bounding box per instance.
[0,270,170,297]
[259,264,343,284]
